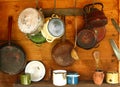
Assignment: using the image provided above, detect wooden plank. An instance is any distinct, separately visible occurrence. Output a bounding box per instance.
[118,0,120,84]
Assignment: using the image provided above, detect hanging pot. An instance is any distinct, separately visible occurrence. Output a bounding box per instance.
[41,14,65,43]
[0,16,26,75]
[18,8,44,35]
[83,2,108,28]
[77,28,97,49]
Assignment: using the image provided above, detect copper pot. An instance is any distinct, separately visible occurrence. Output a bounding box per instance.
[83,2,108,28]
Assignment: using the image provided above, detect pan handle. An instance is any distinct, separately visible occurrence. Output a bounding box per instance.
[8,16,13,45]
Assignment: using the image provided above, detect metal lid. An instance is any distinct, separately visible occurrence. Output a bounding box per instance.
[25,61,46,82]
[48,18,64,37]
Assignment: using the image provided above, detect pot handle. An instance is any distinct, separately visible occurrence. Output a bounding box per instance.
[83,2,104,14]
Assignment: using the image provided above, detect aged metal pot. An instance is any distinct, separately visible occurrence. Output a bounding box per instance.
[83,2,108,28]
[41,14,65,43]
[18,8,44,35]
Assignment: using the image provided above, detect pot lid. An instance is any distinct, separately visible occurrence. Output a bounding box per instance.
[18,8,44,34]
[48,18,64,37]
[25,61,46,82]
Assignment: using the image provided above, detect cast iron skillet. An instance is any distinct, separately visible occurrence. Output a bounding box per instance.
[0,16,26,75]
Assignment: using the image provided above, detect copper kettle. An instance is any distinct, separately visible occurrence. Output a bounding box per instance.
[83,2,108,28]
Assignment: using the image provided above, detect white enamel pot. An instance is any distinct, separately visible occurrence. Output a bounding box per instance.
[41,14,65,42]
[18,8,44,35]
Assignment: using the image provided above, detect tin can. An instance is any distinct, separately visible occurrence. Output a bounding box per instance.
[20,73,31,85]
[106,71,118,84]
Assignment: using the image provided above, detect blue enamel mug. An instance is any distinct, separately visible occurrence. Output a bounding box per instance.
[67,73,80,85]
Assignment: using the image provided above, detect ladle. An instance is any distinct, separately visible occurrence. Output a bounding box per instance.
[71,0,79,60]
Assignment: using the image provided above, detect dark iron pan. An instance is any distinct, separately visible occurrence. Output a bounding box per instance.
[0,16,26,75]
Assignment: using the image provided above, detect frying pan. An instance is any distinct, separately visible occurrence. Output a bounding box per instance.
[0,16,26,75]
[52,40,75,66]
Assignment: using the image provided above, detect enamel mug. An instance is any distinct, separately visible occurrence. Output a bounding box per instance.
[67,72,80,85]
[53,70,67,86]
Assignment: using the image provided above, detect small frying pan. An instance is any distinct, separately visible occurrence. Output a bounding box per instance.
[0,16,26,75]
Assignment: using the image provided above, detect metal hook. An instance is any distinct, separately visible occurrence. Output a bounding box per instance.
[36,0,39,10]
[53,0,56,14]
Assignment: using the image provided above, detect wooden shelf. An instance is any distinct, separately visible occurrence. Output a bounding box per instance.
[14,81,119,87]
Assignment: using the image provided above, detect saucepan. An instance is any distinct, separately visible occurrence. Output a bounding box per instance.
[41,14,65,43]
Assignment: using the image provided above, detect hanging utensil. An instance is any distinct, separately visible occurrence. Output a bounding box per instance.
[111,18,120,33]
[93,50,100,70]
[71,0,79,60]
[0,16,26,75]
[83,2,108,28]
[109,39,120,60]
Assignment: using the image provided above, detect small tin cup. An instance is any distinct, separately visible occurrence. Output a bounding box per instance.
[20,73,31,85]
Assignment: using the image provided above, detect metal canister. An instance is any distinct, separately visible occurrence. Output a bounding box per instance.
[106,71,118,84]
[67,72,80,85]
[20,73,31,85]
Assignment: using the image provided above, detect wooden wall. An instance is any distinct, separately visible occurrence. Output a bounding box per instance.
[0,0,119,87]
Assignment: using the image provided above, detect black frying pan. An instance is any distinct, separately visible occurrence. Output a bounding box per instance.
[0,16,26,75]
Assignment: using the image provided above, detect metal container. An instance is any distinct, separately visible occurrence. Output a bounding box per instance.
[41,14,64,42]
[67,72,80,85]
[20,73,31,85]
[18,8,44,35]
[53,70,67,86]
[106,71,118,84]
